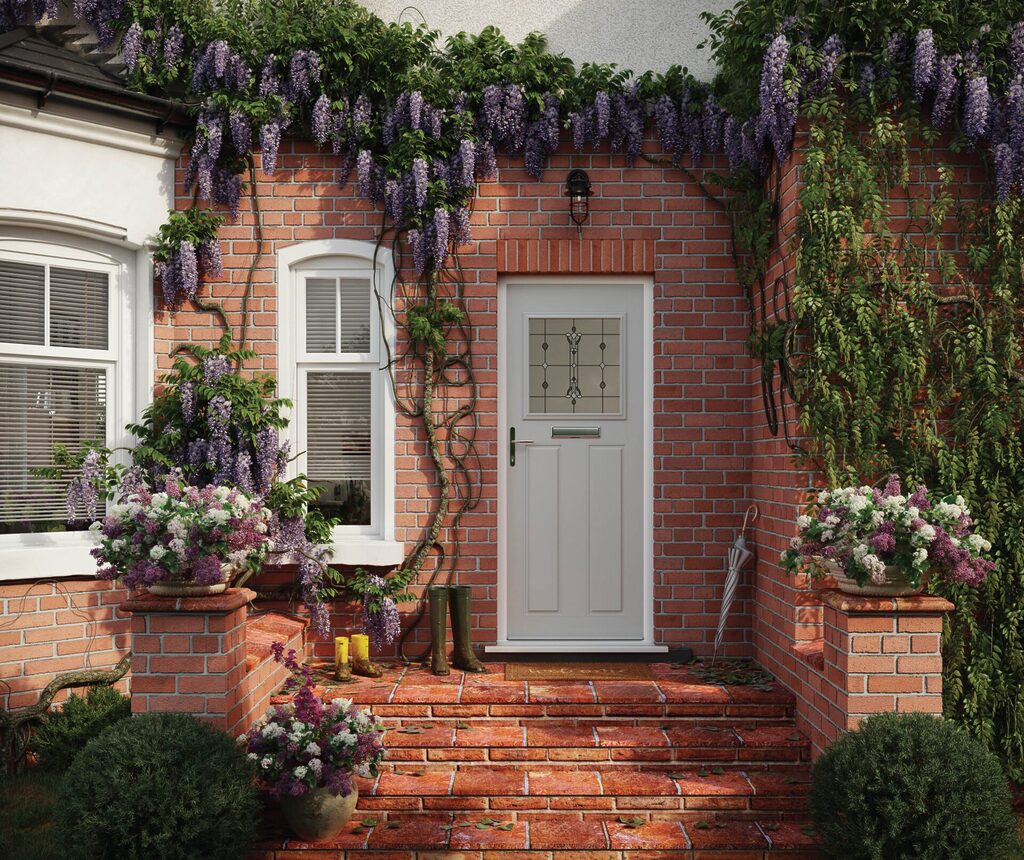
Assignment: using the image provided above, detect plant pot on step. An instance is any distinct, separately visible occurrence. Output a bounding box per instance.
[819,559,926,597]
[146,563,240,597]
[279,784,359,841]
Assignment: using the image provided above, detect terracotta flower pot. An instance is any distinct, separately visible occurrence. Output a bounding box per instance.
[279,784,358,841]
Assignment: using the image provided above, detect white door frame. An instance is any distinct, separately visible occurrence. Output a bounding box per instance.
[491,275,666,654]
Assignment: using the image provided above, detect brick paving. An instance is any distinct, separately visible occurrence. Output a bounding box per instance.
[250,662,818,858]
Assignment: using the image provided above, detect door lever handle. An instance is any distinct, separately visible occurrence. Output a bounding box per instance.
[509,427,534,467]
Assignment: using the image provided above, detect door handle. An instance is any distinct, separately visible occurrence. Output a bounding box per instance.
[509,427,534,467]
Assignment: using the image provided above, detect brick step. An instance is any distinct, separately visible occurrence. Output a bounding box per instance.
[352,764,810,815]
[379,722,810,765]
[250,810,817,857]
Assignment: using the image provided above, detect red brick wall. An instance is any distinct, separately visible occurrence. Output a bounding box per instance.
[0,578,129,711]
[162,131,758,659]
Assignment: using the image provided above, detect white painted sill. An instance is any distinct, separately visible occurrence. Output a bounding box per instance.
[0,536,407,583]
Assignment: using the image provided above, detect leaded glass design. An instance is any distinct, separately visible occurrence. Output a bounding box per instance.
[528,317,621,414]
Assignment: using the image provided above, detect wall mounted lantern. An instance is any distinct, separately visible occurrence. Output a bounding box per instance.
[565,169,592,236]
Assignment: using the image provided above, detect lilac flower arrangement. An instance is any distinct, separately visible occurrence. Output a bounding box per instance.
[92,478,272,589]
[240,645,385,798]
[781,476,994,589]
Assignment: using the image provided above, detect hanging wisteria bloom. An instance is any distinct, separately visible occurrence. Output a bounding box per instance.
[930,55,959,128]
[452,206,471,246]
[411,156,428,208]
[760,34,797,164]
[818,34,844,89]
[362,575,401,646]
[163,25,183,66]
[228,110,251,155]
[352,94,373,131]
[654,95,681,157]
[432,208,450,270]
[593,91,611,140]
[409,228,427,276]
[197,238,222,278]
[408,90,424,130]
[177,240,199,301]
[311,94,331,145]
[963,75,991,146]
[993,142,1015,201]
[260,120,284,174]
[356,149,376,198]
[259,55,282,98]
[285,49,320,100]
[912,29,936,100]
[121,22,143,72]
[454,139,475,188]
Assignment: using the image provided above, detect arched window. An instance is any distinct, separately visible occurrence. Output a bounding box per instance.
[278,241,402,566]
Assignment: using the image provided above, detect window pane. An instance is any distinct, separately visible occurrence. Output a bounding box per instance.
[528,317,621,414]
[339,278,371,352]
[0,260,45,346]
[305,277,337,353]
[306,371,371,526]
[50,267,109,350]
[0,363,107,532]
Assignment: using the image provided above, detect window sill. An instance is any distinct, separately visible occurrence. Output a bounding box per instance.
[324,539,406,568]
[0,533,97,581]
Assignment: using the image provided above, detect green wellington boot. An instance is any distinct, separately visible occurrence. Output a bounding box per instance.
[428,585,450,676]
[449,585,488,673]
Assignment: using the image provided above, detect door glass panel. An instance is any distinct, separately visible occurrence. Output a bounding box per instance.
[528,317,621,415]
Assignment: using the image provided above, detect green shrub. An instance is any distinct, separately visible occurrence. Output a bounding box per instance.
[810,713,1019,860]
[30,685,130,771]
[55,713,258,860]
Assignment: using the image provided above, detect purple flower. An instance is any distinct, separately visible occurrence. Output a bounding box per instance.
[724,115,743,170]
[964,76,991,146]
[868,521,897,555]
[311,94,331,145]
[285,49,320,100]
[654,95,681,157]
[702,94,724,152]
[858,62,876,99]
[432,208,449,269]
[355,149,374,198]
[198,238,222,277]
[994,142,1015,201]
[179,381,195,425]
[352,95,372,130]
[819,34,844,87]
[593,91,610,140]
[122,22,143,73]
[452,206,471,245]
[203,355,231,385]
[163,25,183,66]
[229,110,251,155]
[886,32,908,66]
[177,241,198,300]
[881,474,902,497]
[1011,22,1024,77]
[474,141,496,180]
[260,121,282,174]
[259,55,282,98]
[213,167,242,219]
[409,228,427,276]
[362,585,401,647]
[455,139,475,188]
[411,157,428,209]
[192,555,223,585]
[408,90,423,130]
[912,29,936,101]
[931,55,959,128]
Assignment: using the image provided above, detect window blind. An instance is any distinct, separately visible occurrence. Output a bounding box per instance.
[0,260,45,346]
[0,364,107,526]
[50,267,109,350]
[304,276,371,354]
[305,372,372,482]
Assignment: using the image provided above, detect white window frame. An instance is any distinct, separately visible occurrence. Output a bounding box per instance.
[278,240,402,567]
[0,226,152,581]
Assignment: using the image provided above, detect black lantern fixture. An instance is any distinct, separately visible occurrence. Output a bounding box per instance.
[565,169,592,236]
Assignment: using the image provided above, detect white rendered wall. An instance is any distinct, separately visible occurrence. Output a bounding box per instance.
[0,94,180,247]
[361,0,731,79]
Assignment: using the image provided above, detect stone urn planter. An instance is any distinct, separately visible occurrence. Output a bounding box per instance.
[818,558,926,597]
[146,563,240,597]
[279,785,359,841]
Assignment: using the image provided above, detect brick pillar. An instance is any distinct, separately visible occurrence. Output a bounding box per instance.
[121,588,256,733]
[820,589,953,732]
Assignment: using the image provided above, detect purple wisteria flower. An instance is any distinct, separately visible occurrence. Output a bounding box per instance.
[411,156,428,209]
[594,91,611,140]
[475,141,496,180]
[431,208,450,269]
[163,25,183,66]
[311,94,331,145]
[356,149,375,198]
[198,238,222,277]
[963,75,991,146]
[179,381,195,425]
[408,228,427,276]
[912,29,936,100]
[122,22,143,72]
[1011,22,1024,77]
[819,34,844,88]
[931,55,959,128]
[654,94,681,157]
[177,240,198,300]
[352,94,373,130]
[454,138,475,188]
[203,354,231,385]
[760,33,797,164]
[993,142,1015,201]
[260,120,283,174]
[285,49,320,100]
[858,62,876,99]
[229,109,251,155]
[259,55,282,98]
[213,167,242,219]
[452,206,471,245]
[408,90,423,129]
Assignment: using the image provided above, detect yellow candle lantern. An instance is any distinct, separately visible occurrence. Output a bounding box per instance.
[334,635,349,667]
[350,633,370,662]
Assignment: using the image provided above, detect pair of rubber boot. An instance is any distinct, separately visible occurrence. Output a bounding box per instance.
[428,584,487,675]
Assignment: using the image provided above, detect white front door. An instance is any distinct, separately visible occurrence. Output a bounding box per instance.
[503,279,647,641]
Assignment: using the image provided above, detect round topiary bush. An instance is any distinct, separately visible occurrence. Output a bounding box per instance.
[55,712,258,860]
[31,684,130,771]
[810,713,1018,859]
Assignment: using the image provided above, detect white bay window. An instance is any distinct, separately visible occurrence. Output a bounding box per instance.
[0,231,143,577]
